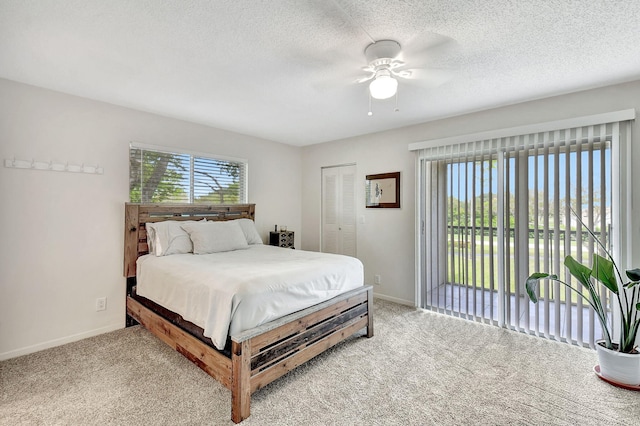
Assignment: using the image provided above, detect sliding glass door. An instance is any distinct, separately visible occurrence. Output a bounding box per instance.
[417,123,618,348]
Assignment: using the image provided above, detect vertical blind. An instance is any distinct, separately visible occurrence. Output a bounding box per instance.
[129,143,247,204]
[415,117,631,349]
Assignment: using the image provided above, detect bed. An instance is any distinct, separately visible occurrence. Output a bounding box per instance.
[123,203,373,423]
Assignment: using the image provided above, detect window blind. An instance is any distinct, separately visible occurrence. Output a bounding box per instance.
[129,144,247,204]
[415,117,631,349]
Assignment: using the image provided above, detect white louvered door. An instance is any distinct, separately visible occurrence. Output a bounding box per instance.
[321,164,356,257]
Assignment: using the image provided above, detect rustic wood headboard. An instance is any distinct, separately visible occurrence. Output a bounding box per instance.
[123,203,256,278]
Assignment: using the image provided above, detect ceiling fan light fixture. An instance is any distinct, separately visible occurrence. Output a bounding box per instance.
[369,73,398,100]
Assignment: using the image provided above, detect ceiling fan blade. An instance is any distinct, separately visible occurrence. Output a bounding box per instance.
[398,67,455,89]
[389,60,406,69]
[355,73,375,84]
[313,68,373,90]
[402,32,458,56]
[398,32,460,68]
[391,69,412,78]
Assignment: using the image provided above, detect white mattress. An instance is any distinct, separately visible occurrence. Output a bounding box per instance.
[136,245,364,350]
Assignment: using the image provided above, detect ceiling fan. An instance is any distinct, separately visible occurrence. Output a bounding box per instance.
[358,40,406,100]
[320,0,457,112]
[358,39,453,101]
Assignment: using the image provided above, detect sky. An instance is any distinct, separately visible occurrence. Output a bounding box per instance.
[447,147,611,214]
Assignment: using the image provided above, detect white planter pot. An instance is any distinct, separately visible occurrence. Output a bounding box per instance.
[596,340,640,386]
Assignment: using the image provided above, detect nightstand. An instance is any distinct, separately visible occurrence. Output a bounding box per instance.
[269,231,294,249]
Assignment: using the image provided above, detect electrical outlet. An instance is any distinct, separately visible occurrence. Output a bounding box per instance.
[96,297,107,311]
[374,274,381,285]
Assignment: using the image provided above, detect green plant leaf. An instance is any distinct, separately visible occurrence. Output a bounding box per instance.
[636,302,640,311]
[626,268,640,282]
[525,273,556,303]
[564,255,593,289]
[527,266,613,348]
[621,318,640,353]
[591,254,618,294]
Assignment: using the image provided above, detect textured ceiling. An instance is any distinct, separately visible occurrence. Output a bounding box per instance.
[1,0,640,146]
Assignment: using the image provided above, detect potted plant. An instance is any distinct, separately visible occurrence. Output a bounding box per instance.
[525,214,640,386]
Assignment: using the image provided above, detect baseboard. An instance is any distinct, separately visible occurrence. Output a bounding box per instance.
[372,292,415,307]
[0,323,123,361]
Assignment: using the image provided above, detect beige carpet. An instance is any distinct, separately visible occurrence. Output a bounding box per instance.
[1,300,638,425]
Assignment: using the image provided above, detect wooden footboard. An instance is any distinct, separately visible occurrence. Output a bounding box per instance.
[126,296,233,386]
[127,285,374,423]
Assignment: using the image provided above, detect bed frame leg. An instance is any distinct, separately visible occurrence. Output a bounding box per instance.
[231,340,251,423]
[125,314,139,328]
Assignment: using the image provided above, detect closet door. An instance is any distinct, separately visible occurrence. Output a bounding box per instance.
[321,164,356,256]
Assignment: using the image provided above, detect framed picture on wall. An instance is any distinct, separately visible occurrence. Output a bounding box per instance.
[365,172,400,208]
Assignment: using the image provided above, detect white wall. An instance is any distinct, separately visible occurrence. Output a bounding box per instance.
[300,137,417,305]
[301,80,640,306]
[3,77,639,359]
[0,79,302,360]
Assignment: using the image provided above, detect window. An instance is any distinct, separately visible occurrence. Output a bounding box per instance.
[129,143,247,204]
[412,111,633,349]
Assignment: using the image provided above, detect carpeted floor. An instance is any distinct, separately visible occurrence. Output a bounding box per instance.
[1,300,638,425]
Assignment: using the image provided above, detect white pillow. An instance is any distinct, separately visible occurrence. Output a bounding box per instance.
[146,226,156,255]
[235,218,263,245]
[180,220,249,254]
[146,220,201,257]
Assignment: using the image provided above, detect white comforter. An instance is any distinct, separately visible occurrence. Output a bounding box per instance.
[136,245,364,350]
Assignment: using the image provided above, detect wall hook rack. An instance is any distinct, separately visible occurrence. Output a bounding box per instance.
[4,157,104,175]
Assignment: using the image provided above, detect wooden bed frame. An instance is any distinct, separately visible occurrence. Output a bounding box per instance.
[123,203,373,423]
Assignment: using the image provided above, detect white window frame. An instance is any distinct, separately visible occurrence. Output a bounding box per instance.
[129,142,248,204]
